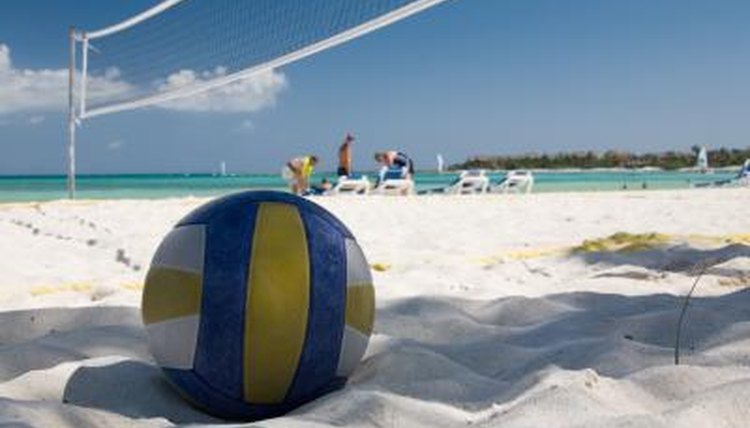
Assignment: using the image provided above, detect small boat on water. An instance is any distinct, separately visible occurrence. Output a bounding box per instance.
[695,146,713,174]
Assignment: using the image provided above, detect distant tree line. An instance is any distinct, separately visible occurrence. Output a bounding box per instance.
[450,146,750,171]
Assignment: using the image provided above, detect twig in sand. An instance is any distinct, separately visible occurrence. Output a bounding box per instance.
[674,263,709,365]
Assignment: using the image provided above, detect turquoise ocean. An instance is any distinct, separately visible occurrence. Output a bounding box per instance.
[0,170,738,203]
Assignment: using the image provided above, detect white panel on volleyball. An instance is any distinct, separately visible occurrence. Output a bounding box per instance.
[151,224,205,274]
[146,315,201,369]
[336,326,370,377]
[146,224,205,369]
[345,239,372,287]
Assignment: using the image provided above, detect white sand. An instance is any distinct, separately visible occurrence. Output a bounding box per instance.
[0,188,749,427]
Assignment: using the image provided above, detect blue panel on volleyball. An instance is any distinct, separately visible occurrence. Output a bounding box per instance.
[193,203,258,398]
[286,210,346,403]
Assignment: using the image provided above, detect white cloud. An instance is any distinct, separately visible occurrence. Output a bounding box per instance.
[27,115,45,125]
[0,44,132,115]
[155,67,287,113]
[0,44,68,114]
[0,44,286,116]
[86,68,134,103]
[107,140,124,150]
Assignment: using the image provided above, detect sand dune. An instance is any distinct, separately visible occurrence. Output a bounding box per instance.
[0,188,748,427]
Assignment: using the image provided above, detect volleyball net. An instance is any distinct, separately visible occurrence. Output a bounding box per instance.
[75,0,449,120]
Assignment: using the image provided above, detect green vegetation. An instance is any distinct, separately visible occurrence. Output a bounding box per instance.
[451,146,750,171]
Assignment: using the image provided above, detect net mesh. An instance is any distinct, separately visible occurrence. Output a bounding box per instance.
[80,0,446,118]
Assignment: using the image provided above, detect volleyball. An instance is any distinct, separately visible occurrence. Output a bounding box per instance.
[141,191,374,420]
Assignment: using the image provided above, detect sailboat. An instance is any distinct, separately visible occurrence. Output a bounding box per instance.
[696,147,712,174]
[220,161,227,176]
[436,154,444,174]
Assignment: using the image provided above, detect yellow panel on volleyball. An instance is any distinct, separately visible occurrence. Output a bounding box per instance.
[142,267,203,324]
[344,239,375,336]
[244,202,310,404]
[142,225,206,325]
[345,284,375,336]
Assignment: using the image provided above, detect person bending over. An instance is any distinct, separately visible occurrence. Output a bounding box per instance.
[285,155,318,195]
[374,150,414,184]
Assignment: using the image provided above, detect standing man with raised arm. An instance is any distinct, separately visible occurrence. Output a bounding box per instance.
[337,133,355,177]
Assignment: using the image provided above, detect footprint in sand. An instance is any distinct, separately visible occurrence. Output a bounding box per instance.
[115,249,130,267]
[115,249,140,272]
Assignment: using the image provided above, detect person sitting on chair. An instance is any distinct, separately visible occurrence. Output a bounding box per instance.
[308,178,333,195]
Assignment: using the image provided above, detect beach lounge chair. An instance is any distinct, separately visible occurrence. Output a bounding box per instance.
[330,175,371,195]
[442,170,490,194]
[490,170,534,194]
[373,167,414,195]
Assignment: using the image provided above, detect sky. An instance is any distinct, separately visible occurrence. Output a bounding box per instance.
[1,0,750,175]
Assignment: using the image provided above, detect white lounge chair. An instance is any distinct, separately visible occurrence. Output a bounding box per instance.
[373,168,414,195]
[329,175,371,195]
[490,170,534,194]
[443,170,489,194]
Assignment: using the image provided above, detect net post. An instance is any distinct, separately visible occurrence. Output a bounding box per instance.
[67,26,77,199]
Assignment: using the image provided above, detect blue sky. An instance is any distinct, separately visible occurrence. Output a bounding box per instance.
[1,0,749,175]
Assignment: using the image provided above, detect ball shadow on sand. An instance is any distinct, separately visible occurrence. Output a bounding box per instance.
[62,360,220,424]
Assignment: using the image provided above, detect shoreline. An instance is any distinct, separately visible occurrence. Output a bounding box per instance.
[0,186,742,208]
[0,164,745,178]
[0,173,743,204]
[0,185,745,209]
